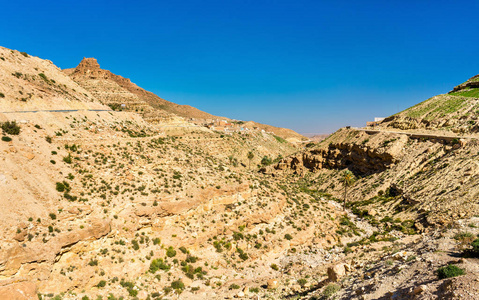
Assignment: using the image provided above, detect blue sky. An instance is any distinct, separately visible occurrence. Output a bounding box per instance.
[1,1,478,133]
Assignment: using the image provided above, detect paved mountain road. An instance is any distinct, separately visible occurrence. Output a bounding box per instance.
[353,127,478,141]
[0,109,112,114]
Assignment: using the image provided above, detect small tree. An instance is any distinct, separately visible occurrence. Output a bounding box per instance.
[247,151,254,170]
[261,156,272,166]
[341,170,356,209]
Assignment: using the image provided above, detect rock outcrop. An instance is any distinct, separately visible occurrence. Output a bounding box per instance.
[275,132,404,176]
[0,218,110,277]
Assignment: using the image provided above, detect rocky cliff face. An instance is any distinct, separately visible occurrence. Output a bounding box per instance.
[276,140,398,176]
[274,129,406,176]
[450,74,479,92]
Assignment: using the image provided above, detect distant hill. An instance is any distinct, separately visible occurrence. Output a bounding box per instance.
[64,58,307,140]
[302,133,330,142]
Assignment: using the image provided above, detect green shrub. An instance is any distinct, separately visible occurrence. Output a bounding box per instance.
[239,252,248,260]
[261,156,272,166]
[20,51,29,57]
[96,280,106,287]
[166,246,177,257]
[149,258,170,273]
[132,240,140,250]
[185,255,198,263]
[471,238,479,256]
[63,155,72,164]
[233,232,244,241]
[107,103,122,111]
[1,121,21,135]
[56,181,70,192]
[437,264,465,279]
[88,259,98,266]
[284,234,293,240]
[322,283,340,298]
[297,278,307,287]
[454,232,475,241]
[273,135,287,143]
[229,284,240,290]
[171,280,185,290]
[128,288,138,297]
[38,73,49,82]
[1,136,11,142]
[0,92,5,98]
[56,182,65,192]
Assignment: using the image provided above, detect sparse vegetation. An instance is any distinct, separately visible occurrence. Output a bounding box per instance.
[437,264,465,279]
[1,121,21,135]
[322,283,341,299]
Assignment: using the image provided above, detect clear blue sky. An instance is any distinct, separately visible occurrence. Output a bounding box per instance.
[1,1,478,133]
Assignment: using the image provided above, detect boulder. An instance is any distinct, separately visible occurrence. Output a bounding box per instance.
[328,263,346,282]
[413,284,427,295]
[267,278,279,289]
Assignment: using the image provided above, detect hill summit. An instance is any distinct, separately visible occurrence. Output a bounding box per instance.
[64,57,306,140]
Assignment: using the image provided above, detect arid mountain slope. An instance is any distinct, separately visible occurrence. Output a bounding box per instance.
[272,74,479,228]
[0,47,103,111]
[3,46,478,300]
[64,58,219,121]
[0,47,326,300]
[64,58,307,141]
[378,75,479,134]
[274,128,479,226]
[264,76,479,299]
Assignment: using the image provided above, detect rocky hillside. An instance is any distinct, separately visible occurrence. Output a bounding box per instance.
[270,74,479,227]
[265,76,479,299]
[378,75,479,134]
[63,58,217,122]
[2,46,478,300]
[273,127,479,226]
[0,46,330,300]
[0,48,102,111]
